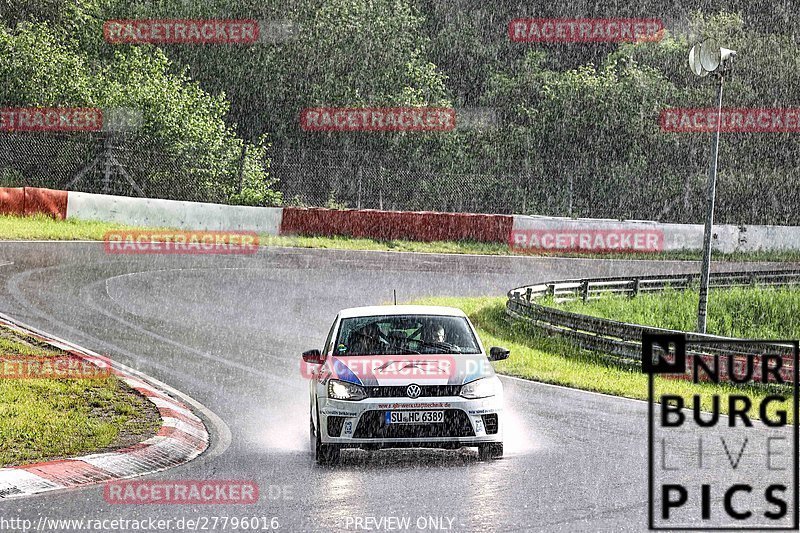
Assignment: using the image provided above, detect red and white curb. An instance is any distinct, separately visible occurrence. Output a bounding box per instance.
[0,315,209,500]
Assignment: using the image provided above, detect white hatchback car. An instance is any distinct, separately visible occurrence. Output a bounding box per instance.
[303,305,509,464]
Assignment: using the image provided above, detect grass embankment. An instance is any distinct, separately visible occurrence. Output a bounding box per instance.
[3,213,800,261]
[0,214,138,241]
[412,294,795,422]
[553,286,800,339]
[0,214,508,254]
[0,325,160,467]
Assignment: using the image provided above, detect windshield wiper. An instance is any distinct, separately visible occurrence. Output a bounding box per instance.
[414,340,461,353]
[393,346,421,354]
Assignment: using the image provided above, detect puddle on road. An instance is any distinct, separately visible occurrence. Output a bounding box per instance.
[250,402,543,462]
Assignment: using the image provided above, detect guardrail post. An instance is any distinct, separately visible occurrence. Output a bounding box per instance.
[632,278,640,297]
[505,269,800,373]
[525,287,532,303]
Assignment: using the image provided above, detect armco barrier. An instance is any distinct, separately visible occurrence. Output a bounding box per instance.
[280,206,514,243]
[506,269,800,364]
[0,187,67,219]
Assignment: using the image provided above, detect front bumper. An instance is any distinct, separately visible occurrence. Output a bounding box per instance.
[318,395,503,447]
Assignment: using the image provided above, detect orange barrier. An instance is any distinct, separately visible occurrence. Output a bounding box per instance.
[280,207,514,243]
[23,187,68,219]
[0,187,25,216]
[0,187,68,219]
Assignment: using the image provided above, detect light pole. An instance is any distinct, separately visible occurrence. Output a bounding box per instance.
[688,39,737,333]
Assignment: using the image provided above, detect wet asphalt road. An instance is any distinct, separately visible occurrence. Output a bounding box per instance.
[0,242,794,532]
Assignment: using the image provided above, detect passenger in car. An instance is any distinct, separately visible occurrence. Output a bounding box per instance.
[350,323,384,354]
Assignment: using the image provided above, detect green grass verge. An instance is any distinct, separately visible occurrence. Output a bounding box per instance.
[0,326,160,467]
[553,286,800,339]
[0,214,509,254]
[0,214,140,241]
[4,213,800,261]
[411,296,793,422]
[260,233,510,255]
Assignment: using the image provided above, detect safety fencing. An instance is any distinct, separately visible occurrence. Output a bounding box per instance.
[506,270,800,369]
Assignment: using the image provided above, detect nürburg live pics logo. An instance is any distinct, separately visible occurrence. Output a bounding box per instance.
[644,333,799,530]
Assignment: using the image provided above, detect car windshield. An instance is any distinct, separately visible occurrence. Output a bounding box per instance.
[335,314,480,355]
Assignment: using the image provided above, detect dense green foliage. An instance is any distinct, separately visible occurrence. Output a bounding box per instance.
[1,1,798,218]
[0,0,280,204]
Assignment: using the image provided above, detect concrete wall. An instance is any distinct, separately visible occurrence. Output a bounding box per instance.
[509,215,790,253]
[281,207,513,243]
[736,225,800,252]
[66,192,283,234]
[0,187,67,219]
[3,187,800,253]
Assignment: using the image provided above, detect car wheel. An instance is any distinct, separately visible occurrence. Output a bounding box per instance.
[478,443,503,460]
[314,410,340,465]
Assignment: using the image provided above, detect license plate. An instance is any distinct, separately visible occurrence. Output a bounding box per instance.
[386,410,444,425]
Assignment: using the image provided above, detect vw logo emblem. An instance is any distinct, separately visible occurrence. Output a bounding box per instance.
[406,384,421,399]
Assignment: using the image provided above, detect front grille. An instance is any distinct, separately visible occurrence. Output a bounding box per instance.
[353,410,475,438]
[364,385,462,398]
[482,414,498,435]
[327,416,346,437]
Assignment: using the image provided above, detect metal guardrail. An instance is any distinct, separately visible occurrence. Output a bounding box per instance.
[506,270,800,364]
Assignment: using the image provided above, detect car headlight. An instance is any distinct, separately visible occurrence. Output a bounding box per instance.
[327,379,367,401]
[460,377,497,399]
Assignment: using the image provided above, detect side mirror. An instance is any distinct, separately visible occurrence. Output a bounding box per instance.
[302,349,325,364]
[488,347,510,361]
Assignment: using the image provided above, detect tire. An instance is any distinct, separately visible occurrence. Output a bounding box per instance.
[478,443,503,460]
[313,410,340,465]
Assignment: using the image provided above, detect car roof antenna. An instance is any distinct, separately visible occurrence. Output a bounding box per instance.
[393,289,397,305]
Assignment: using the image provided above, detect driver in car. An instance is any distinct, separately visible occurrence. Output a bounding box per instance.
[350,322,385,354]
[419,322,449,353]
[428,323,446,344]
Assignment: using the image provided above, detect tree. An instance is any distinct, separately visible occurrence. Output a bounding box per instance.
[0,10,280,204]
